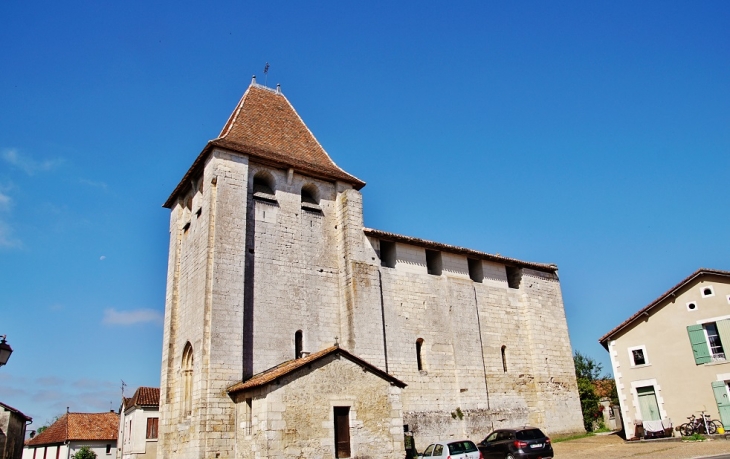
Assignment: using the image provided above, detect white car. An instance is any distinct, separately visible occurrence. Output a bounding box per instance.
[420,440,483,458]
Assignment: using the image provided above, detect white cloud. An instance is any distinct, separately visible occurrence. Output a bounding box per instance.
[102,308,163,326]
[2,148,62,175]
[0,220,21,248]
[80,179,108,190]
[99,255,106,261]
[0,192,10,211]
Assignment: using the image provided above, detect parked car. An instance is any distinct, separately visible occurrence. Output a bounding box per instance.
[420,439,483,458]
[477,427,553,459]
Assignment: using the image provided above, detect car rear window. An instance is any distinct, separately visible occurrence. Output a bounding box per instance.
[448,441,478,454]
[515,429,546,440]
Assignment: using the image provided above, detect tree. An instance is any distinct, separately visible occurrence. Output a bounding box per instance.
[72,446,97,459]
[574,351,602,432]
[35,414,62,435]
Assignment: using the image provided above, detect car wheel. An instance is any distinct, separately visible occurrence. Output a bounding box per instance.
[506,454,516,459]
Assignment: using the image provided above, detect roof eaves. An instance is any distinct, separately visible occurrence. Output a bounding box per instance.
[598,268,730,348]
[363,228,558,273]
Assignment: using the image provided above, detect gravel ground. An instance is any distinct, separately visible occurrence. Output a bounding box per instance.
[552,433,730,459]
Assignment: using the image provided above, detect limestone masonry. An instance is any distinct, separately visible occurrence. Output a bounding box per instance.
[158,80,584,459]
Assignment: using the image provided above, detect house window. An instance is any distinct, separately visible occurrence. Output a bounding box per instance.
[106,444,112,455]
[687,320,730,364]
[501,345,508,372]
[416,338,425,371]
[146,417,159,439]
[380,241,396,268]
[425,250,442,276]
[687,301,698,311]
[506,266,521,289]
[334,407,351,458]
[295,330,303,359]
[702,286,715,298]
[628,345,648,366]
[705,323,726,361]
[468,258,483,283]
[182,342,194,416]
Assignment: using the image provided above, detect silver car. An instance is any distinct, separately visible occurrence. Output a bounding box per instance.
[420,440,483,458]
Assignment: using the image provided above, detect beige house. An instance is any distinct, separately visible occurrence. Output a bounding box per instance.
[599,268,730,437]
[118,387,159,459]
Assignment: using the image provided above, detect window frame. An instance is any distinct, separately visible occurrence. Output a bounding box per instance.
[627,345,649,367]
[701,285,715,298]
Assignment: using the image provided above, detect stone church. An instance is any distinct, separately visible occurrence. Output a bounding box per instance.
[158,79,583,458]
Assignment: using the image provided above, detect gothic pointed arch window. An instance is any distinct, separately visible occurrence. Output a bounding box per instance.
[182,342,193,417]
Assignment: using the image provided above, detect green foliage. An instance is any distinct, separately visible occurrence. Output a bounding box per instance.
[450,407,464,420]
[35,414,62,435]
[574,351,602,432]
[683,433,706,442]
[72,446,97,459]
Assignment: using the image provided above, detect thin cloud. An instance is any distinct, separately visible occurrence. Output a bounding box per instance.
[79,179,108,191]
[36,376,66,387]
[2,148,62,175]
[0,220,21,248]
[0,192,10,211]
[102,308,163,326]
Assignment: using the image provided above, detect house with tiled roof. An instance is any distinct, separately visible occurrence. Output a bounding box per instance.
[599,268,730,438]
[1,401,31,459]
[157,78,583,458]
[117,387,159,459]
[23,411,118,459]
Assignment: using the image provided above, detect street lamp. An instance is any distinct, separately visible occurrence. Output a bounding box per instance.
[0,335,13,367]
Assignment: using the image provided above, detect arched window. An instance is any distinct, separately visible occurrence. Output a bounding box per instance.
[301,185,321,212]
[295,330,303,359]
[501,345,507,373]
[182,342,193,417]
[416,338,424,371]
[252,172,276,202]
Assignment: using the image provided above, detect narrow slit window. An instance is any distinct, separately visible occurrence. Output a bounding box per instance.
[416,338,424,371]
[501,345,507,372]
[380,241,396,268]
[245,398,252,435]
[295,330,303,359]
[425,250,442,276]
[182,342,194,417]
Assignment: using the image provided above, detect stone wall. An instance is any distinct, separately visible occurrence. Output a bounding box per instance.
[233,354,404,459]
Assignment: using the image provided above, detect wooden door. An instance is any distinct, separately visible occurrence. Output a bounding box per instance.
[712,381,730,429]
[334,407,351,458]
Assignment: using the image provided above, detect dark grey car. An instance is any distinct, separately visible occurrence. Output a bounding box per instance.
[478,427,553,459]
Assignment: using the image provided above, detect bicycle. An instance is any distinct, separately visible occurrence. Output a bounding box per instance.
[679,412,721,436]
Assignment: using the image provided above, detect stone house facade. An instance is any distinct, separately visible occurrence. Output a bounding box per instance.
[600,268,730,437]
[158,79,584,458]
[0,402,31,459]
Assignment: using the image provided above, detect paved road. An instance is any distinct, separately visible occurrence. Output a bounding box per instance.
[552,433,730,459]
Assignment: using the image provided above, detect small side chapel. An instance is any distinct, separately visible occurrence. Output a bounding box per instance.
[158,79,583,459]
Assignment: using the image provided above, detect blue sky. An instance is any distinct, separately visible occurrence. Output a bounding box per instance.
[1,1,728,429]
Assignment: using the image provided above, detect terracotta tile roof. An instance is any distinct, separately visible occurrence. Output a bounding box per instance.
[0,401,31,422]
[363,228,558,273]
[164,83,365,208]
[227,345,406,394]
[125,387,160,408]
[598,268,730,348]
[26,412,119,446]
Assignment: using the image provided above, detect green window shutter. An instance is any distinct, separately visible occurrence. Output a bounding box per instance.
[711,381,730,430]
[687,324,711,364]
[716,319,730,353]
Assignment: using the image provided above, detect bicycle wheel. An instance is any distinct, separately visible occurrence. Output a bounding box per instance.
[679,423,694,436]
[707,420,720,434]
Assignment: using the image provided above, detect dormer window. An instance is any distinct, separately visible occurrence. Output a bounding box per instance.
[253,173,276,203]
[301,185,321,212]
